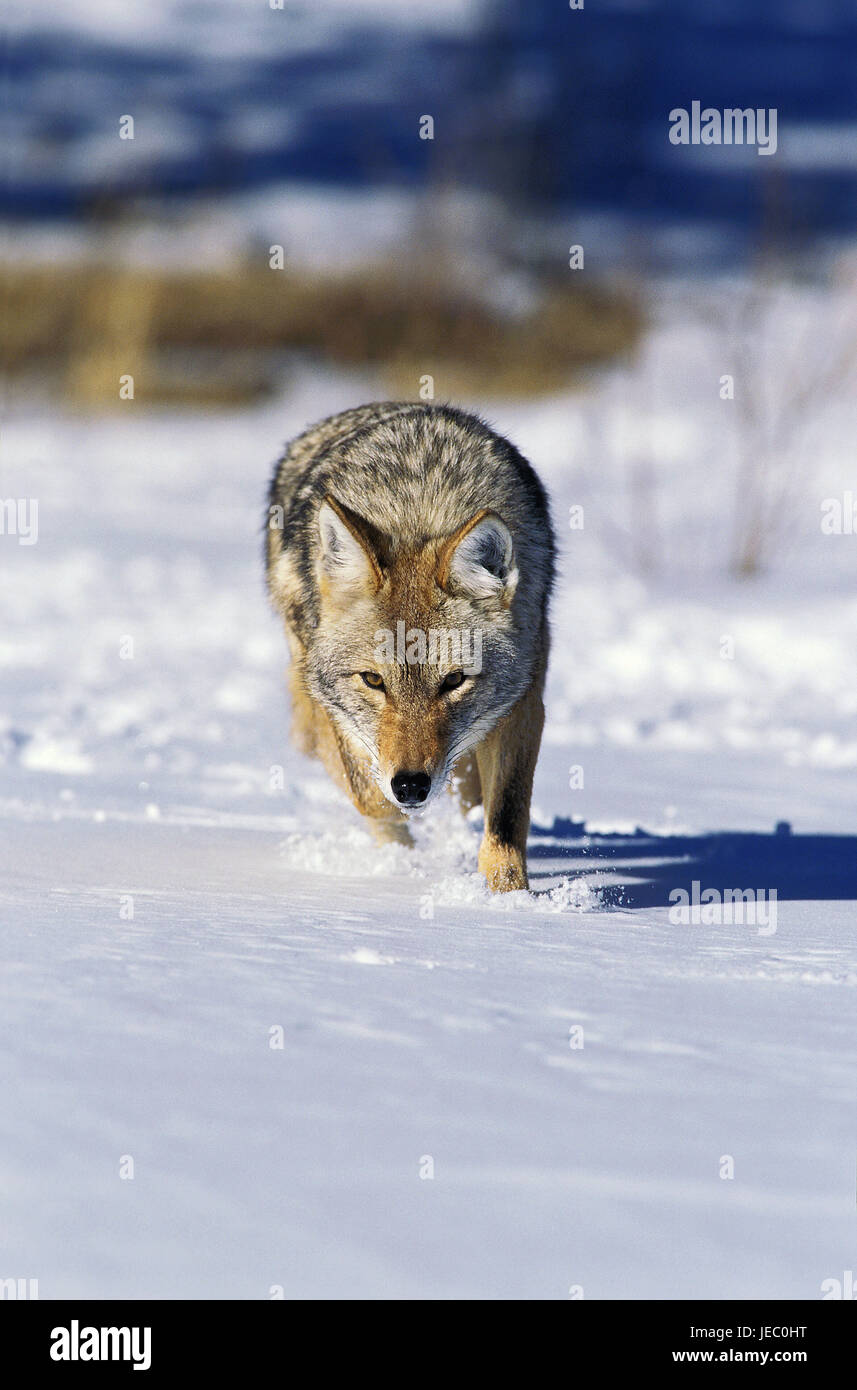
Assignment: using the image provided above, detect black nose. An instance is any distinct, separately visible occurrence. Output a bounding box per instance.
[391,770,431,805]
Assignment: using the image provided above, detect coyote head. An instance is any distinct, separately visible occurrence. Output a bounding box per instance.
[306,494,527,811]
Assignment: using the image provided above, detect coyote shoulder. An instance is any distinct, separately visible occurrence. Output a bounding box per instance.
[266,401,554,891]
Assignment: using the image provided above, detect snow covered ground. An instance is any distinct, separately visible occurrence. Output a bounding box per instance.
[2,277,856,1298]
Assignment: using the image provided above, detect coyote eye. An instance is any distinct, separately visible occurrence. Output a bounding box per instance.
[360,671,385,690]
[439,670,466,693]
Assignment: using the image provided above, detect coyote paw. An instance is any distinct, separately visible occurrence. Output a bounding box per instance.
[478,840,528,893]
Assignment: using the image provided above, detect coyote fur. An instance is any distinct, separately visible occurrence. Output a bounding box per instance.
[265,402,555,891]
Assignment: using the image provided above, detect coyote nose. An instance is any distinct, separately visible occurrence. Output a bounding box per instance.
[391,770,431,805]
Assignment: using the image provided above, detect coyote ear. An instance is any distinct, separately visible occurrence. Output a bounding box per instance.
[439,510,518,603]
[317,496,382,592]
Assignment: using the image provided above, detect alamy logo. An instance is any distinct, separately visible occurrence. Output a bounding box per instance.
[821,1271,856,1300]
[0,498,39,545]
[669,881,777,935]
[669,102,777,156]
[374,621,482,672]
[50,1321,151,1371]
[821,493,857,534]
[0,1276,38,1299]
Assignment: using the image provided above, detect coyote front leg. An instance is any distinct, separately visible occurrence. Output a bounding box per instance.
[475,676,545,892]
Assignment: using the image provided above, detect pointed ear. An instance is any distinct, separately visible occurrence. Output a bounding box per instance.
[438,510,518,603]
[317,496,383,593]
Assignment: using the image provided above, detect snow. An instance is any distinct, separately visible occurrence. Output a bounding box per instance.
[2,274,856,1298]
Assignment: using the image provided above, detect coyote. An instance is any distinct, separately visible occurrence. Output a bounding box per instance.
[265,402,555,891]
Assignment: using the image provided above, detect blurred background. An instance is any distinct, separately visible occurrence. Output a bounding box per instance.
[5,0,856,411]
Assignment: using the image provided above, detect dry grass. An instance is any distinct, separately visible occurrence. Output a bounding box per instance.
[3,259,642,408]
